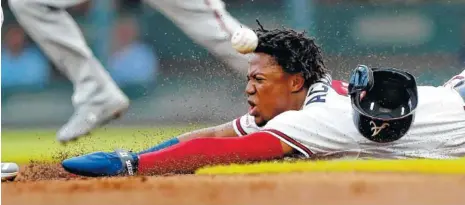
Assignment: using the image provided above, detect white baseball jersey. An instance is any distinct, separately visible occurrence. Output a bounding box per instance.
[233,76,465,159]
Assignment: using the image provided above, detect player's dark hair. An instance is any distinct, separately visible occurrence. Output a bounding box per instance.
[254,20,328,88]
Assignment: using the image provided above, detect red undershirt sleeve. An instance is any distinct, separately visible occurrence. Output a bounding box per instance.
[137,131,285,174]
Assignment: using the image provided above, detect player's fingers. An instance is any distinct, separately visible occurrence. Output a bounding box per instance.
[360,91,367,100]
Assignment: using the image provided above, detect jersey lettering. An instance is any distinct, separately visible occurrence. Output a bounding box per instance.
[305,84,329,106]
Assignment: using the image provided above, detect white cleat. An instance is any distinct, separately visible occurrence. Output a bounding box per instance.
[1,162,19,182]
[57,96,129,143]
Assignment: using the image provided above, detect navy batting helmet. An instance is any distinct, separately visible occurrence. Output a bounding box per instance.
[348,65,418,143]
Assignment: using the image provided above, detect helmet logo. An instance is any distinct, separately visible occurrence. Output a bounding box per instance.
[370,121,390,136]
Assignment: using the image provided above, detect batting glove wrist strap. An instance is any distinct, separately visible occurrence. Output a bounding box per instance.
[115,149,138,176]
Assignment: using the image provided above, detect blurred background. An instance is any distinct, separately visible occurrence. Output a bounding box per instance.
[2,0,465,129]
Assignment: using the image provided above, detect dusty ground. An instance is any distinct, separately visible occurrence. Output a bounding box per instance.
[2,163,465,205]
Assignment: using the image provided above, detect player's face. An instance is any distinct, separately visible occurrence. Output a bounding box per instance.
[246,53,299,126]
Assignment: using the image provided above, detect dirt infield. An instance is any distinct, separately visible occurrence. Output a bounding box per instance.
[2,163,465,205]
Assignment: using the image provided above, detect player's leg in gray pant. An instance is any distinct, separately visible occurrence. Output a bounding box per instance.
[8,0,129,143]
[144,0,249,74]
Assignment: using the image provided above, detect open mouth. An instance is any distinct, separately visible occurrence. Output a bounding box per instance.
[247,100,258,115]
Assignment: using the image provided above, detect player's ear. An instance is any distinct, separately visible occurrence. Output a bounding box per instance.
[290,74,305,93]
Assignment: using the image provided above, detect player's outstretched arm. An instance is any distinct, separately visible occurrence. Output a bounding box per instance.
[62,131,294,177]
[137,132,294,175]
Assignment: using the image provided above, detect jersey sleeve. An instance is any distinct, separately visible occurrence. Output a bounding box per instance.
[261,111,314,157]
[232,113,261,136]
[443,69,465,88]
[261,110,356,158]
[331,80,349,96]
